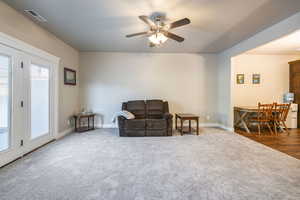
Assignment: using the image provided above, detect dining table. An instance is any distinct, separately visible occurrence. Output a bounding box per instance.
[234,105,287,134]
[234,106,261,133]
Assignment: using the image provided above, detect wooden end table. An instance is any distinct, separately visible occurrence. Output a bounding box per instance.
[175,113,199,136]
[73,113,96,132]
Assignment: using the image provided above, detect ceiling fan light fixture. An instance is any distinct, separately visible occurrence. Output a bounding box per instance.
[148,32,168,45]
[127,15,190,46]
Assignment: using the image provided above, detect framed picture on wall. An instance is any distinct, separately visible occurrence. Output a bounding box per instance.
[64,68,76,85]
[236,74,245,84]
[252,74,260,84]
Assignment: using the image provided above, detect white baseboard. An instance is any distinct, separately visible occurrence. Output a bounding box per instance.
[103,124,118,128]
[198,123,221,128]
[188,123,234,131]
[99,123,233,131]
[218,124,234,132]
[56,128,74,140]
[96,123,118,128]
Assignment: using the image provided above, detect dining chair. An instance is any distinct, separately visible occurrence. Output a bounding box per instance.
[273,103,291,135]
[249,103,274,135]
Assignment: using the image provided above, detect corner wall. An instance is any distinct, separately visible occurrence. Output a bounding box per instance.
[0,2,79,133]
[217,11,300,129]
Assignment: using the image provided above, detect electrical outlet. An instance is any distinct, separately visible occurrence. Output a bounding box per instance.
[206,115,210,121]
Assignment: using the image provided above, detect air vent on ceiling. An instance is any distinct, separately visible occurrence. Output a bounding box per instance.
[24,10,47,22]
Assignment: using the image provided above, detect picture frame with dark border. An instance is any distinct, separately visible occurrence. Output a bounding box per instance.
[252,74,260,84]
[64,68,76,85]
[236,74,245,84]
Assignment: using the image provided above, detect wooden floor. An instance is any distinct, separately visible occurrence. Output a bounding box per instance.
[235,128,300,160]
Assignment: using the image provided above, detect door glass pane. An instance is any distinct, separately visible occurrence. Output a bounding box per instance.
[30,64,49,139]
[0,55,10,151]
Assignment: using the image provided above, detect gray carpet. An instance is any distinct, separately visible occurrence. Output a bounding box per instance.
[0,128,300,200]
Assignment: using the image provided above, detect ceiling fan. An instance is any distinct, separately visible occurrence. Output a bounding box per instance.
[126,15,191,47]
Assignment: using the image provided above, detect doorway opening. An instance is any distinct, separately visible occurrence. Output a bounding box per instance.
[231,29,300,159]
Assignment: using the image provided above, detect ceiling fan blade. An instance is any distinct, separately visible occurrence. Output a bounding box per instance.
[162,31,184,42]
[126,32,150,38]
[168,18,191,29]
[139,15,156,29]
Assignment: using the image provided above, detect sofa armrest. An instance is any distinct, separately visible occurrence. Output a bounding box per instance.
[118,116,127,121]
[164,113,173,120]
[164,113,173,136]
[118,116,127,129]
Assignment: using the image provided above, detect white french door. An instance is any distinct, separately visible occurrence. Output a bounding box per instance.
[23,55,54,153]
[0,44,24,166]
[0,43,56,167]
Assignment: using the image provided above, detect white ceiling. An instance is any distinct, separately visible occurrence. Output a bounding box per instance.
[247,29,300,55]
[4,0,300,53]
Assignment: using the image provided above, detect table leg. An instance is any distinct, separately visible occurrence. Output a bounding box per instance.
[92,116,95,130]
[75,117,77,132]
[196,119,199,135]
[240,112,251,133]
[175,115,178,130]
[79,118,82,132]
[234,110,244,127]
[180,119,183,136]
[189,120,191,133]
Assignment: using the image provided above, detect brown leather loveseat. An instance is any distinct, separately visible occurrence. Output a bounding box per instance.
[118,100,173,137]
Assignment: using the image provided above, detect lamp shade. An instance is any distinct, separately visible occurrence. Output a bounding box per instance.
[148,33,168,45]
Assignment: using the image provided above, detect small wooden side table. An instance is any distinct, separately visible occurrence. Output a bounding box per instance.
[175,113,199,136]
[73,113,96,132]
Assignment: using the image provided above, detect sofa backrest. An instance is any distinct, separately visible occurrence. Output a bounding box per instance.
[146,100,165,119]
[123,100,146,119]
[122,99,169,119]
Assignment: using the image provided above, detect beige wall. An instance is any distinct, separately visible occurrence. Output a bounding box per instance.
[0,2,79,133]
[217,12,300,129]
[232,54,300,106]
[79,52,218,127]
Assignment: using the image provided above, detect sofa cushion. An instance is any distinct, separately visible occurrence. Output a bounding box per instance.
[146,119,167,130]
[125,119,146,130]
[126,100,146,119]
[146,100,164,119]
[125,130,145,137]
